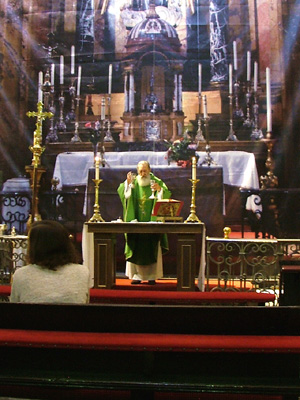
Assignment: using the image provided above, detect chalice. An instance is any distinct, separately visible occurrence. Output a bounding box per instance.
[149,179,156,199]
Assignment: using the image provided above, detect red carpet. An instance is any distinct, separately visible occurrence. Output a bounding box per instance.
[113,278,188,291]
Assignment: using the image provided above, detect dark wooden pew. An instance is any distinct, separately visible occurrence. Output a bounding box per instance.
[0,303,300,399]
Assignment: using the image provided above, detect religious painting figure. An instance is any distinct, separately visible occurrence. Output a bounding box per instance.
[117,161,171,284]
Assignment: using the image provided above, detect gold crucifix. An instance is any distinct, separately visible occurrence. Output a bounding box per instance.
[25,101,53,228]
[26,101,53,167]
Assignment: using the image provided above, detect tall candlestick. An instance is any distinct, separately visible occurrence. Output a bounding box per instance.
[77,65,82,96]
[108,64,112,95]
[254,61,258,92]
[60,55,64,85]
[51,63,55,86]
[229,63,233,94]
[101,97,106,120]
[38,71,43,103]
[71,46,75,75]
[192,157,197,180]
[247,51,251,81]
[233,41,237,71]
[198,63,202,94]
[202,94,208,118]
[95,156,100,180]
[266,67,272,132]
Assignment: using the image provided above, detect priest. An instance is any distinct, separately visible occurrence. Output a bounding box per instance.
[117,160,171,284]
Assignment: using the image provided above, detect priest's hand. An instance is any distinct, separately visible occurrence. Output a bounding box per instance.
[151,181,161,192]
[127,171,136,185]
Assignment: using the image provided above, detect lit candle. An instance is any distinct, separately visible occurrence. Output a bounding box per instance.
[266,67,272,132]
[198,63,202,95]
[101,97,106,120]
[192,157,197,180]
[71,45,75,75]
[233,41,237,71]
[229,63,233,94]
[38,71,43,103]
[50,63,55,86]
[108,64,112,95]
[95,156,100,180]
[202,94,208,118]
[77,65,82,96]
[254,61,258,92]
[59,55,64,85]
[247,51,251,81]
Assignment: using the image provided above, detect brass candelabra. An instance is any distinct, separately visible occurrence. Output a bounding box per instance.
[26,101,53,227]
[184,178,202,223]
[185,157,202,223]
[89,157,105,222]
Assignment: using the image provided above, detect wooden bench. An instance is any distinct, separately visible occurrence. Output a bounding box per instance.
[0,303,299,399]
[0,285,276,305]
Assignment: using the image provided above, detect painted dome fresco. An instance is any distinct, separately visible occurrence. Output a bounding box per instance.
[125,4,181,54]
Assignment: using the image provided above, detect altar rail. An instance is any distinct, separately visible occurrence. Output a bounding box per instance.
[1,227,299,297]
[0,190,85,238]
[205,237,300,295]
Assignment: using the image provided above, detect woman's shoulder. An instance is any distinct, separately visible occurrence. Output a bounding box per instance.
[64,263,89,275]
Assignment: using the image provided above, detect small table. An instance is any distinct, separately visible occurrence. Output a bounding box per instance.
[86,221,205,292]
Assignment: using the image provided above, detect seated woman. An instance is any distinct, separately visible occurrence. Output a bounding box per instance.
[10,220,90,303]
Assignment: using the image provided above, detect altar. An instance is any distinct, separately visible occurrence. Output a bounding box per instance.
[53,150,259,279]
[86,222,205,292]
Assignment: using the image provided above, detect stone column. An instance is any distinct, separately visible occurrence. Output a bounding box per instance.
[124,72,129,112]
[129,69,135,112]
[173,74,178,112]
[178,74,182,112]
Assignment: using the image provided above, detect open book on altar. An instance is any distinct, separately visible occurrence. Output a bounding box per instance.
[152,199,184,218]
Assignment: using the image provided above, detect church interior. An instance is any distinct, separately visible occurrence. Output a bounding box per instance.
[1,0,300,398]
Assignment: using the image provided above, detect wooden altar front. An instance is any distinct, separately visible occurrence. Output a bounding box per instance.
[86,222,204,292]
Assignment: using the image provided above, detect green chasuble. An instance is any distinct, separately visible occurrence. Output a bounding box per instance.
[117,172,171,265]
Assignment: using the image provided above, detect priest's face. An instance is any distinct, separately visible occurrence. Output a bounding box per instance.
[137,163,150,178]
[137,162,151,187]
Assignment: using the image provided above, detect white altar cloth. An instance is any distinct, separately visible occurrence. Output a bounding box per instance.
[53,151,169,189]
[53,150,259,191]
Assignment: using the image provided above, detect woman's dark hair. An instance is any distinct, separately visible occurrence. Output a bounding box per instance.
[27,220,79,269]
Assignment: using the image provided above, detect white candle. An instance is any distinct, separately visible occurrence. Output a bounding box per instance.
[95,157,100,180]
[38,71,43,103]
[50,63,55,86]
[198,63,202,94]
[108,64,112,95]
[266,67,272,132]
[202,94,208,118]
[192,157,197,180]
[71,45,75,75]
[101,97,106,120]
[254,61,258,92]
[233,41,237,71]
[229,63,233,94]
[59,55,64,85]
[77,65,82,96]
[247,51,251,81]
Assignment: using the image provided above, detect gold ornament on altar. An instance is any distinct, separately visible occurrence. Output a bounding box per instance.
[89,156,105,222]
[185,156,202,223]
[26,101,53,227]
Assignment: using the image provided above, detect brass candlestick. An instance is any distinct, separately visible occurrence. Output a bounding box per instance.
[89,158,105,222]
[89,178,105,222]
[185,178,201,223]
